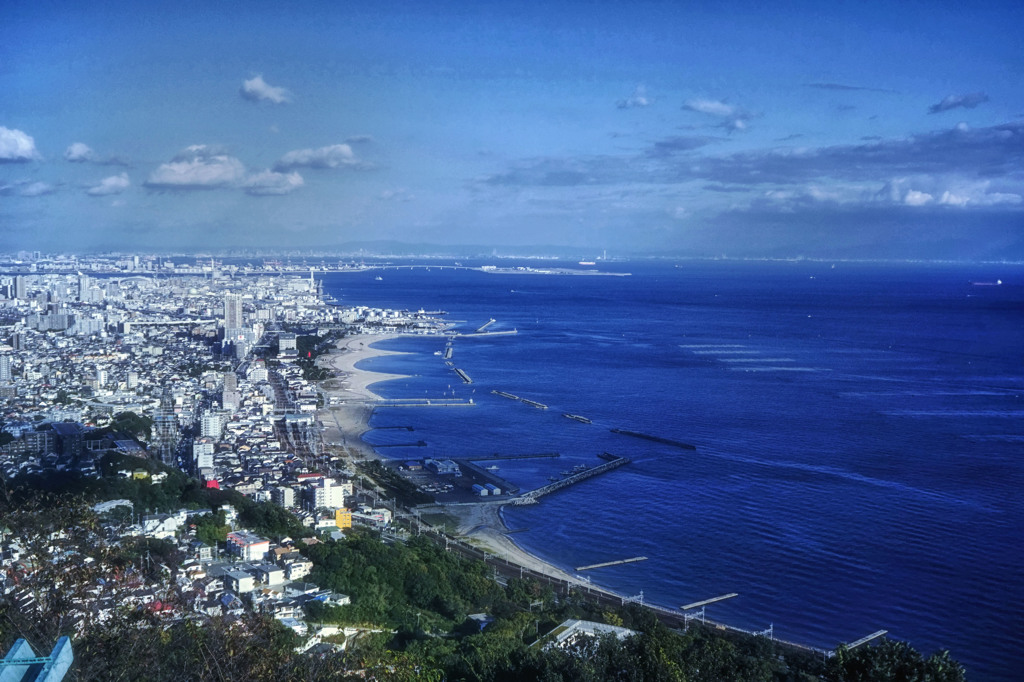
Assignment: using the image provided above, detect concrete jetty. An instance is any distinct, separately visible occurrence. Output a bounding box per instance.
[454,329,518,337]
[576,556,648,571]
[476,318,496,333]
[680,593,739,610]
[510,453,630,505]
[521,398,548,409]
[453,368,472,383]
[376,398,474,407]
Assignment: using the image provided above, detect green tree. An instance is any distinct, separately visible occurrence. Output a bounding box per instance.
[826,638,966,682]
[111,411,154,441]
[190,510,229,546]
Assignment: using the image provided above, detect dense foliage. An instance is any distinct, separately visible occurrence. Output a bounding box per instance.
[294,331,343,381]
[109,410,154,442]
[305,532,508,627]
[826,639,966,682]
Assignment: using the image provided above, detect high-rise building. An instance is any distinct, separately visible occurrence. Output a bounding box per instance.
[0,354,11,382]
[222,371,240,412]
[200,411,223,439]
[150,386,179,465]
[193,438,215,470]
[271,486,296,508]
[223,294,243,330]
[13,276,27,300]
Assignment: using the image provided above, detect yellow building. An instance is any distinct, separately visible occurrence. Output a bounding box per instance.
[335,508,352,529]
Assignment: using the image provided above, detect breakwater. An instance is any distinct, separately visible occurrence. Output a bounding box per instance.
[610,428,696,450]
[464,452,560,461]
[491,389,547,409]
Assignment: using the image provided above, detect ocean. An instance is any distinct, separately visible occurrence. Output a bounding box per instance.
[321,260,1023,681]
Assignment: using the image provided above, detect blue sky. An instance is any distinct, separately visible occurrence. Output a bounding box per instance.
[2,0,1022,258]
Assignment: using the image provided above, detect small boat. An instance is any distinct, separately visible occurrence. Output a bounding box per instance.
[486,465,500,471]
[374,276,383,281]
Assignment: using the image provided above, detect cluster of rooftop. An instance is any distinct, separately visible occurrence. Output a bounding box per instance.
[0,252,446,646]
[0,254,446,480]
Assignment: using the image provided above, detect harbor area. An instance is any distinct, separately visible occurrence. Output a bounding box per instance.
[392,455,523,503]
[387,450,631,507]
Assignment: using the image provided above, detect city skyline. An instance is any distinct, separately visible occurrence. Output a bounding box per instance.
[2,0,1023,259]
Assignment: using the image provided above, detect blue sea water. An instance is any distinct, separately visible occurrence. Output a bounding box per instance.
[321,260,1023,681]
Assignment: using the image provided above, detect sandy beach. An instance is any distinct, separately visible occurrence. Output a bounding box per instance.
[314,333,591,589]
[316,333,407,458]
[418,501,584,585]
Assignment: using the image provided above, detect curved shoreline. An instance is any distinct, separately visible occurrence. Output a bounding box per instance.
[314,333,597,589]
[316,333,407,454]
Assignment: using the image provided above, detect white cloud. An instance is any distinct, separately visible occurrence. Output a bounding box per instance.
[145,145,246,189]
[939,188,1021,207]
[244,170,304,195]
[240,75,290,104]
[882,177,1024,209]
[65,142,95,162]
[275,144,357,170]
[617,85,650,109]
[683,98,737,117]
[904,190,934,206]
[938,191,969,207]
[378,188,413,201]
[0,127,40,162]
[87,173,130,196]
[928,92,989,114]
[20,181,56,197]
[682,98,756,132]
